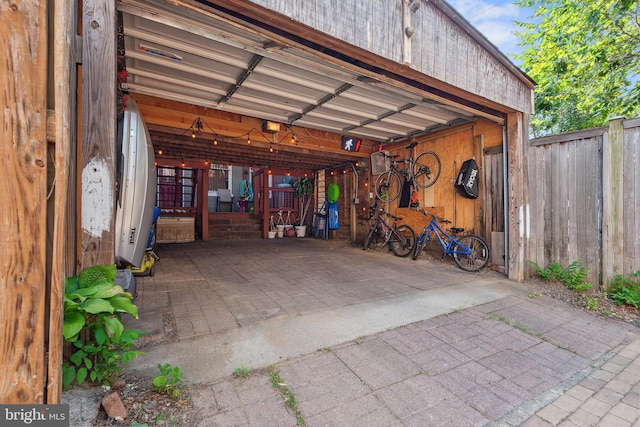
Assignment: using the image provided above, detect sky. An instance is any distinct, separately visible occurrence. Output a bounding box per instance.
[446,0,535,63]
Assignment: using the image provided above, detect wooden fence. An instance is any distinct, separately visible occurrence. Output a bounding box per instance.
[528,117,640,288]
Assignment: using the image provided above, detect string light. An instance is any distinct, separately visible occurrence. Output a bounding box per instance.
[184,117,282,152]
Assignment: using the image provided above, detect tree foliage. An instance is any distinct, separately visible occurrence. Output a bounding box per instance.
[514,0,640,136]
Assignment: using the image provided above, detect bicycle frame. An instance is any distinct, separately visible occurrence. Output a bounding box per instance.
[374,143,441,203]
[364,206,416,257]
[372,210,393,245]
[417,217,471,256]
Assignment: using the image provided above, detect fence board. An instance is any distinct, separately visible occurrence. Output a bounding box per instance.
[528,119,639,288]
[623,123,640,275]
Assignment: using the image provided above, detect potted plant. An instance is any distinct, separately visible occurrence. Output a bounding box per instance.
[291,176,314,237]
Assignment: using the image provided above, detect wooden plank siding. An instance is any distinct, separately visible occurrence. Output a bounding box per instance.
[1,0,49,403]
[528,118,640,289]
[247,0,533,115]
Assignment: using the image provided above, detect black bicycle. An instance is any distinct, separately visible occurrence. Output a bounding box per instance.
[374,142,441,203]
[412,210,490,271]
[363,205,416,257]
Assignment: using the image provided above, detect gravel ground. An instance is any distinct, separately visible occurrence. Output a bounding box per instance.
[92,372,200,426]
[521,274,640,326]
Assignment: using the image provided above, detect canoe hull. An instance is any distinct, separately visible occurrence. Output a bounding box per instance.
[115,99,156,268]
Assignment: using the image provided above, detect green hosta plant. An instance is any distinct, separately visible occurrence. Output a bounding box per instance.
[63,264,146,389]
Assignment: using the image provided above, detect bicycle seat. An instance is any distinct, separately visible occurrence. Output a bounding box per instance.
[449,227,465,234]
[407,141,418,149]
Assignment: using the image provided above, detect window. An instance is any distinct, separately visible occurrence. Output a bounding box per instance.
[208,164,230,191]
[157,166,196,213]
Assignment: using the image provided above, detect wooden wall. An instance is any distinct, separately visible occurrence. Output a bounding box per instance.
[528,118,640,288]
[373,119,503,247]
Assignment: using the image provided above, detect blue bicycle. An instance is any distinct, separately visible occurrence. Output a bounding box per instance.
[412,210,490,271]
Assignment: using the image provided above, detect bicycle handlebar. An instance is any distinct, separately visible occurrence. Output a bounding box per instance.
[419,209,450,224]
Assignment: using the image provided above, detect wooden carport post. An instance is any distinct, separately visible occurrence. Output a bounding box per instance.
[1,0,49,404]
[80,0,117,268]
[506,112,530,281]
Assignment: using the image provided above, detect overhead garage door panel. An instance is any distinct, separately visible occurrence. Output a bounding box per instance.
[119,0,491,146]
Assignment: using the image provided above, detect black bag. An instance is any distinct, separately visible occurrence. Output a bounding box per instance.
[455,159,479,199]
[399,178,412,207]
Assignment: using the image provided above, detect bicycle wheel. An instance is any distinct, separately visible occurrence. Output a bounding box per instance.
[453,235,490,271]
[389,225,416,257]
[413,151,441,188]
[363,222,380,250]
[374,171,401,203]
[412,232,429,260]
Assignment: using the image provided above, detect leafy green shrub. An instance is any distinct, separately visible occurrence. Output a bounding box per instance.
[529,261,565,282]
[528,260,592,291]
[63,264,146,388]
[609,271,640,309]
[153,363,184,398]
[564,262,593,291]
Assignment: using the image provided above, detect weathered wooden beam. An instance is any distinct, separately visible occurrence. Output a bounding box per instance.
[1,0,48,404]
[506,112,529,281]
[80,0,117,268]
[47,0,78,404]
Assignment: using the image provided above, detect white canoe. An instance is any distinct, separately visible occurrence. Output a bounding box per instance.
[115,99,156,268]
